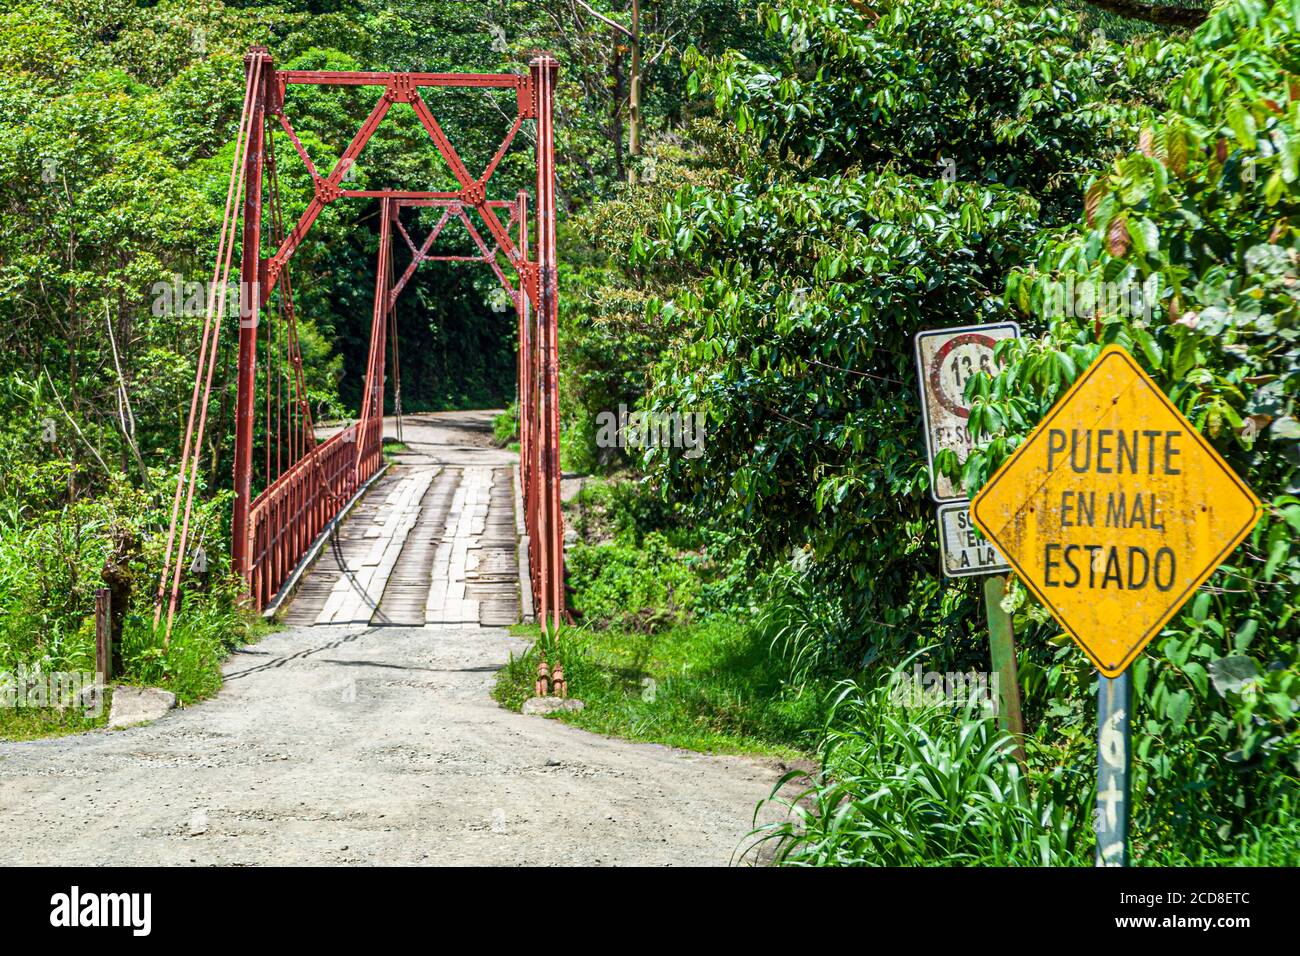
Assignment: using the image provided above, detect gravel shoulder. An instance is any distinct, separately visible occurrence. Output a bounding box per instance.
[0,624,786,865]
[0,412,791,867]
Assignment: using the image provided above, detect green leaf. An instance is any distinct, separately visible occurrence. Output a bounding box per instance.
[1263,521,1290,580]
[1166,689,1191,732]
[1209,656,1261,696]
[1233,619,1258,652]
[1227,105,1256,149]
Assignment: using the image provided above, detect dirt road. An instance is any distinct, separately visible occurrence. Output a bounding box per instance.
[0,412,788,866]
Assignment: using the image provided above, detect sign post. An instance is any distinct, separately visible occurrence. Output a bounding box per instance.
[983,574,1026,768]
[1095,671,1131,866]
[972,345,1262,865]
[915,323,1024,751]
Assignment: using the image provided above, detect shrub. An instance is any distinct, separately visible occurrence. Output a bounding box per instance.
[749,668,1091,866]
[566,532,700,632]
[639,0,1172,670]
[492,403,518,446]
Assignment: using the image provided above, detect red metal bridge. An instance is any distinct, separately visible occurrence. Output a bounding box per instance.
[155,47,566,636]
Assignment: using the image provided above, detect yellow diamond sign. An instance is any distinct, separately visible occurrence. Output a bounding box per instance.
[971,346,1261,677]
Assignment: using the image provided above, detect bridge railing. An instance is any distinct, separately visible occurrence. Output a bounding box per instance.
[246,421,383,609]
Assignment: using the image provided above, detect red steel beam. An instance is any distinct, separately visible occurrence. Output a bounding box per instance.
[515,190,536,611]
[279,71,524,88]
[389,208,451,305]
[234,49,562,622]
[262,87,395,299]
[387,199,521,306]
[356,197,392,483]
[396,199,516,208]
[232,46,271,584]
[532,54,564,629]
[339,190,461,200]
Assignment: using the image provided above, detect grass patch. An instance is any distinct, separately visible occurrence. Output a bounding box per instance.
[747,670,1094,866]
[566,535,700,631]
[118,606,276,705]
[382,438,410,460]
[0,607,274,741]
[494,616,828,760]
[495,474,824,758]
[492,404,518,446]
[0,694,111,741]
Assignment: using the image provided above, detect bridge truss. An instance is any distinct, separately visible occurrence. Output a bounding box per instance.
[156,47,566,636]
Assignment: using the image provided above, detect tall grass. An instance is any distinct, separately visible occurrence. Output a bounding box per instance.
[494,618,829,758]
[759,562,855,686]
[492,403,519,445]
[746,667,1092,866]
[119,601,269,704]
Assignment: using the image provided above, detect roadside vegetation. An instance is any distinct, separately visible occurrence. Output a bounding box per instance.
[494,478,831,758]
[502,0,1299,867]
[1,0,1294,867]
[0,460,271,739]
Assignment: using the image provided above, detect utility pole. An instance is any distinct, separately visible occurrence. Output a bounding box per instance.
[629,0,641,165]
[573,0,642,180]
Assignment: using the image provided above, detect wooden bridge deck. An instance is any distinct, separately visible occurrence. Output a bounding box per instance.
[279,413,523,629]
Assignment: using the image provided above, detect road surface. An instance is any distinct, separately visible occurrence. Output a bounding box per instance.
[0,412,788,866]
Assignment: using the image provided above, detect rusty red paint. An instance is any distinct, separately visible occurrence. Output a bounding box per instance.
[230,50,566,623]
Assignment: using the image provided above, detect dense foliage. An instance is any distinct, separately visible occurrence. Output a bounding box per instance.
[639,0,1176,666]
[0,0,1293,865]
[751,674,1090,865]
[579,0,1298,861]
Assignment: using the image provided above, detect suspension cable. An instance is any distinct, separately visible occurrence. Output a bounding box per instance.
[155,58,261,637]
[265,121,348,505]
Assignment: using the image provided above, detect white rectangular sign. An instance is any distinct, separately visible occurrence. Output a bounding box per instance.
[914,322,1020,502]
[937,500,1010,578]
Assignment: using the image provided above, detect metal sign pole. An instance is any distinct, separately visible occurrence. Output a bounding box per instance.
[913,323,1020,505]
[982,574,1025,769]
[1095,670,1132,866]
[914,324,1026,775]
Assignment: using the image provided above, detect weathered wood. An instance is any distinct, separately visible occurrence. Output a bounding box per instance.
[94,588,112,681]
[283,462,522,628]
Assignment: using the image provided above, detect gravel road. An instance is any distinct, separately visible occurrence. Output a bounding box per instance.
[0,412,790,866]
[0,624,786,865]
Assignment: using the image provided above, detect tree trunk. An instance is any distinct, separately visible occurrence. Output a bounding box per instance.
[628,0,642,176]
[101,520,139,676]
[612,45,625,182]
